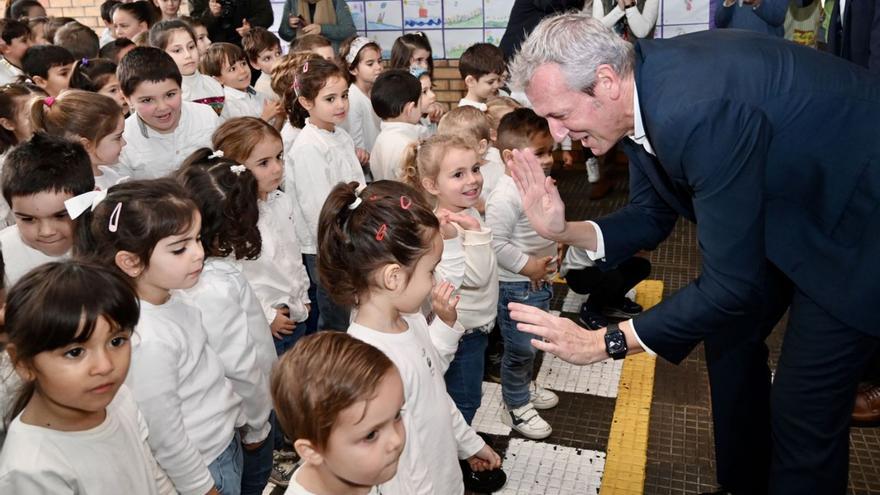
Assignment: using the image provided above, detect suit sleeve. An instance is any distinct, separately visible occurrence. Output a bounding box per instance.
[752,0,787,26]
[632,100,771,364]
[714,0,734,28]
[869,2,880,75]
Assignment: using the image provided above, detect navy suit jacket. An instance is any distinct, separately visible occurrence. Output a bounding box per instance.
[594,30,880,363]
[827,0,880,75]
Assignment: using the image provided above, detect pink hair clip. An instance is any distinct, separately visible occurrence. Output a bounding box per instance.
[399,195,412,210]
[302,61,309,73]
[375,223,388,241]
[44,96,55,107]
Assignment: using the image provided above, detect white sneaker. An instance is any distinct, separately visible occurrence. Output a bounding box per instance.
[586,157,600,183]
[529,382,559,410]
[500,403,552,440]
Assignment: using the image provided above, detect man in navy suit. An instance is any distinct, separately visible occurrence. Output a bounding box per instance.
[504,12,880,495]
[827,0,880,75]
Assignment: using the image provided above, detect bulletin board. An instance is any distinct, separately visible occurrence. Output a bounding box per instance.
[268,0,715,58]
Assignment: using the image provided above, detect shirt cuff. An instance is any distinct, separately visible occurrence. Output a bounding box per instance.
[585,221,606,261]
[628,319,657,357]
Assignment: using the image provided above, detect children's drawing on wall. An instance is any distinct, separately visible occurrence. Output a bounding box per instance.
[403,0,442,28]
[444,28,483,58]
[484,0,514,28]
[443,0,483,28]
[662,0,709,26]
[348,1,367,30]
[366,0,404,29]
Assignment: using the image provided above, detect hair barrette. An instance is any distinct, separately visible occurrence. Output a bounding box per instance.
[44,96,55,107]
[208,149,224,159]
[230,164,246,175]
[302,61,309,73]
[348,197,362,210]
[81,57,89,66]
[399,195,412,210]
[64,190,122,232]
[375,223,388,241]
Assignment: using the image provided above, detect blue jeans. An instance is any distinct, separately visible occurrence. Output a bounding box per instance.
[498,281,552,409]
[301,254,320,335]
[274,320,307,356]
[303,254,350,331]
[208,434,244,495]
[241,424,273,495]
[444,330,489,425]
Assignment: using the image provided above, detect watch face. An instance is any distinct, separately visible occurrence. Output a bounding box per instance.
[605,328,627,359]
[608,339,625,353]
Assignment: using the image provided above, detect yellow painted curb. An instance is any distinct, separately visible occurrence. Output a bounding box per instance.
[600,279,663,495]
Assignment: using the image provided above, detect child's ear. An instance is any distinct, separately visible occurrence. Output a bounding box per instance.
[501,148,514,164]
[478,138,489,155]
[297,95,314,111]
[115,251,145,279]
[464,75,476,88]
[381,264,404,291]
[32,75,48,90]
[293,439,323,466]
[7,344,35,382]
[421,176,439,196]
[0,117,15,132]
[248,59,259,71]
[77,136,94,154]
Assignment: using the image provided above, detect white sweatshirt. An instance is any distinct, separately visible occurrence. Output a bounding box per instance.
[370,121,421,181]
[348,314,485,495]
[127,294,243,495]
[485,174,557,283]
[240,190,311,324]
[0,385,175,495]
[340,83,381,152]
[182,71,226,116]
[435,208,498,330]
[289,119,365,254]
[0,225,66,287]
[254,72,274,99]
[223,86,269,119]
[480,147,506,204]
[180,257,277,444]
[118,101,219,180]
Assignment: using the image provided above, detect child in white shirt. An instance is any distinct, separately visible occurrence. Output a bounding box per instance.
[0,20,30,86]
[289,58,365,331]
[0,260,174,495]
[0,133,94,287]
[242,27,281,99]
[201,42,282,122]
[271,332,406,495]
[212,117,312,355]
[369,69,423,182]
[318,180,503,495]
[457,43,505,112]
[438,106,505,211]
[117,47,219,179]
[152,20,227,115]
[339,36,383,166]
[486,108,560,441]
[77,178,245,495]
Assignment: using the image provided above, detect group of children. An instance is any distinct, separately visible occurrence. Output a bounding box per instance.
[0,6,651,494]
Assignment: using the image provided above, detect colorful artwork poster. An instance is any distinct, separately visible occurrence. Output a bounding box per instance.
[443,0,483,28]
[484,28,506,46]
[660,23,709,38]
[444,29,484,58]
[662,0,710,25]
[484,0,514,28]
[366,30,404,58]
[366,0,404,30]
[404,29,445,58]
[403,0,442,28]
[347,1,367,31]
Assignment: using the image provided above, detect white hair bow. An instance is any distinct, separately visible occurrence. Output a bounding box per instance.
[64,189,122,232]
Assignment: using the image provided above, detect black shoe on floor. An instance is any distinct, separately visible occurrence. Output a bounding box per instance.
[578,303,609,331]
[460,460,507,493]
[602,298,643,320]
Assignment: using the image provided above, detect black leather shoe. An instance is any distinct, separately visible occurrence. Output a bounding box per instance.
[460,460,507,493]
[578,303,609,331]
[603,298,644,319]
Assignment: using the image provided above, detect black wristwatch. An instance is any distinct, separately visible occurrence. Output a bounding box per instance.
[604,322,627,360]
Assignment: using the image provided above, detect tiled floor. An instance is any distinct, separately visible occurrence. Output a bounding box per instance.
[264,156,880,494]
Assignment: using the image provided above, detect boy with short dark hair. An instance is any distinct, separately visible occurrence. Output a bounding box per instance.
[241,27,281,97]
[117,47,219,180]
[21,44,74,96]
[0,19,31,85]
[53,21,99,60]
[289,34,334,61]
[369,69,423,181]
[485,107,560,441]
[458,43,506,111]
[0,133,95,286]
[99,37,135,64]
[99,0,120,47]
[200,42,280,121]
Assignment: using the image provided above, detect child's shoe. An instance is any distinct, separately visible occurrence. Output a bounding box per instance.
[501,403,552,440]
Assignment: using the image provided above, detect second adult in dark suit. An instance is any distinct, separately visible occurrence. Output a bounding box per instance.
[827,0,880,75]
[505,13,880,495]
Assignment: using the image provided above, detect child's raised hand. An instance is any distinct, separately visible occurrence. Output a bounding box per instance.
[468,444,502,472]
[270,307,296,339]
[260,99,282,122]
[445,211,481,232]
[431,280,459,328]
[428,102,445,123]
[436,208,459,240]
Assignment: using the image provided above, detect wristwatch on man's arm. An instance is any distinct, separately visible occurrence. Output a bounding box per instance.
[604,322,628,360]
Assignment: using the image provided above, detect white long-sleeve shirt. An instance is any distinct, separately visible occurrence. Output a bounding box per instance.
[126,294,242,495]
[0,57,23,86]
[223,86,269,119]
[348,314,484,495]
[0,225,66,287]
[181,257,276,445]
[592,0,660,39]
[370,121,421,181]
[182,72,226,116]
[118,101,219,180]
[340,83,381,152]
[0,385,175,495]
[435,208,498,330]
[241,190,311,324]
[485,174,557,283]
[254,72,274,99]
[480,147,506,204]
[290,119,365,254]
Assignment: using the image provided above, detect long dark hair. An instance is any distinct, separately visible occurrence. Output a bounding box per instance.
[176,148,262,260]
[4,260,139,425]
